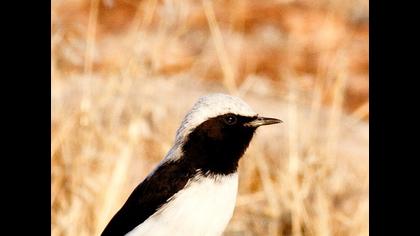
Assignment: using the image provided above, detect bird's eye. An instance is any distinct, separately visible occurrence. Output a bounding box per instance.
[224,115,237,125]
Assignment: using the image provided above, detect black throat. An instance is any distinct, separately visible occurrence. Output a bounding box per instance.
[181,114,257,175]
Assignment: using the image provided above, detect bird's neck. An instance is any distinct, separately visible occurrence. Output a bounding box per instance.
[180,130,255,176]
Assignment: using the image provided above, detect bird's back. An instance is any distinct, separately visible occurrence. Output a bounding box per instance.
[101,158,238,236]
[127,173,238,236]
[101,160,194,235]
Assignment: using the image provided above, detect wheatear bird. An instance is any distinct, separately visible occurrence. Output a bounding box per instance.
[101,93,282,236]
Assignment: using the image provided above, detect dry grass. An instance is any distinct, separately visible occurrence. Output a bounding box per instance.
[51,0,368,235]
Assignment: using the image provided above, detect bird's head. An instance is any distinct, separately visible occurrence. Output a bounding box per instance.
[169,93,281,175]
[175,93,281,140]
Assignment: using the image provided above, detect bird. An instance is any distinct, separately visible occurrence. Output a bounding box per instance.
[101,93,282,236]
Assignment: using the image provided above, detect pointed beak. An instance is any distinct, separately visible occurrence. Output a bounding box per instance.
[244,116,283,127]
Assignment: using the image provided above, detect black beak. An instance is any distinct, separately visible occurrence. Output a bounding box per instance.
[245,116,283,127]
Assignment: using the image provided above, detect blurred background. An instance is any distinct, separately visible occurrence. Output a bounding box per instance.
[51,0,368,235]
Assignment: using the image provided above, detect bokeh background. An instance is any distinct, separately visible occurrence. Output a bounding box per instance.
[51,0,369,235]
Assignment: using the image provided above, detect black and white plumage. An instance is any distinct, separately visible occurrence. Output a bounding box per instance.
[101,93,282,236]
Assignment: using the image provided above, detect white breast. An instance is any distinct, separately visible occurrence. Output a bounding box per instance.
[126,173,239,236]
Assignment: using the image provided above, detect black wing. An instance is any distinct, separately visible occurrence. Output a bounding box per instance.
[101,160,195,236]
